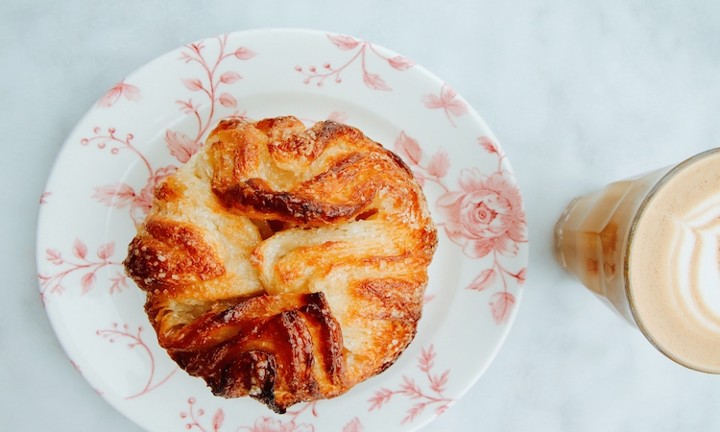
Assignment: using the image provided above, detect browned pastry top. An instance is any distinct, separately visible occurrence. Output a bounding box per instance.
[124,116,437,413]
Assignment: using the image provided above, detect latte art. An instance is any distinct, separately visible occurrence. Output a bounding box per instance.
[629,150,720,371]
[673,204,720,331]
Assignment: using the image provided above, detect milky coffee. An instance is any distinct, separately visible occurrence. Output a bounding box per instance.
[554,148,720,372]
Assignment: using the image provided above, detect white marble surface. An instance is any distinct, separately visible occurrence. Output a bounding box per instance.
[3,0,720,430]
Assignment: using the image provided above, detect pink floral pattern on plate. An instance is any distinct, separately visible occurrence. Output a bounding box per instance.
[369,345,454,424]
[395,132,527,323]
[296,33,414,90]
[168,34,255,161]
[96,322,177,399]
[180,398,364,432]
[38,239,126,304]
[82,126,177,226]
[421,84,468,128]
[36,29,527,432]
[97,79,142,108]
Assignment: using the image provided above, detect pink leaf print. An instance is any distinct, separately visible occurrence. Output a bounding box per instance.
[368,345,454,423]
[436,404,449,416]
[165,130,199,163]
[403,404,425,424]
[212,408,224,431]
[388,55,415,70]
[427,149,450,178]
[343,417,363,432]
[327,111,349,123]
[219,71,241,84]
[467,269,496,291]
[328,34,360,50]
[440,85,467,116]
[46,249,63,265]
[422,84,468,127]
[399,376,423,398]
[110,273,128,293]
[182,78,204,92]
[92,183,136,207]
[422,94,444,109]
[217,92,237,108]
[176,99,196,115]
[234,47,256,59]
[478,136,498,154]
[39,191,51,204]
[73,239,87,259]
[97,242,115,260]
[189,42,204,55]
[97,80,141,108]
[81,272,96,294]
[363,71,391,91]
[516,268,527,284]
[395,132,423,165]
[368,388,394,411]
[429,371,450,394]
[412,169,426,187]
[418,345,436,373]
[490,291,516,324]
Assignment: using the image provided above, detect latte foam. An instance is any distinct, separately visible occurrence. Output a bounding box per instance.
[629,149,720,372]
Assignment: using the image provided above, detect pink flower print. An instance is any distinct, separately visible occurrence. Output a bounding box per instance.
[437,170,526,258]
[97,79,141,108]
[422,84,467,127]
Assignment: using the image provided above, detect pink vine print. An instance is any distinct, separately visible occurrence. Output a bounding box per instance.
[394,132,527,324]
[97,79,142,108]
[96,323,177,399]
[181,398,226,432]
[368,345,454,424]
[180,399,312,432]
[169,35,256,161]
[179,398,364,431]
[422,84,468,128]
[295,33,414,91]
[38,239,126,304]
[82,126,177,226]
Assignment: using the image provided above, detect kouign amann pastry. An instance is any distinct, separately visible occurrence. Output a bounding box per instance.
[124,116,437,413]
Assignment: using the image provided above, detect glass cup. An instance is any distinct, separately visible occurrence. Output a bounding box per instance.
[554,148,720,373]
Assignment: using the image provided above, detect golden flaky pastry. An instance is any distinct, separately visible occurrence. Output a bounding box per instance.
[124,116,437,413]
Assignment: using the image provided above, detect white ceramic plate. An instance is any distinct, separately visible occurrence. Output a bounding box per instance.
[36,28,528,432]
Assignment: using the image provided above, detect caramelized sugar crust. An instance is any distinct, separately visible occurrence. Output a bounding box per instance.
[124,116,437,413]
